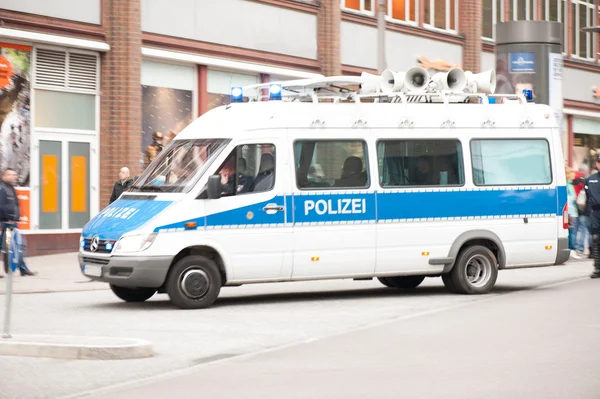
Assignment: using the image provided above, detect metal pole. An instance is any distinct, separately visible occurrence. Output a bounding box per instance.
[3,263,12,339]
[377,0,387,73]
[2,228,12,339]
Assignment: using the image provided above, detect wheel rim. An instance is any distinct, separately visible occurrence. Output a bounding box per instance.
[180,269,210,299]
[464,254,492,288]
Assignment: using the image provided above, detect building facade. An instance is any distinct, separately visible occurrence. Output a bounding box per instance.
[0,0,598,255]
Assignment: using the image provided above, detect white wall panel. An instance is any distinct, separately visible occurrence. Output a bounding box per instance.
[142,0,317,59]
[340,21,378,70]
[141,60,196,91]
[563,67,600,105]
[385,31,462,72]
[2,0,100,24]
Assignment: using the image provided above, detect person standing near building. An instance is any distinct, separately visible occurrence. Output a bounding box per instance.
[584,156,600,278]
[109,167,133,204]
[144,131,164,169]
[0,168,36,277]
[574,164,592,258]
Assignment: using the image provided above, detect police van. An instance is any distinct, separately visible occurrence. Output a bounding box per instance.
[79,66,570,309]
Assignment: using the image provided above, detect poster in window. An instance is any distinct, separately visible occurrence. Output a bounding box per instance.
[141,85,193,170]
[0,42,31,229]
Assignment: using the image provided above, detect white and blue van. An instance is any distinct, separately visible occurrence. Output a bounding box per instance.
[79,67,569,309]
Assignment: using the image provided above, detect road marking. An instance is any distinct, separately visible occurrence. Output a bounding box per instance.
[58,275,590,399]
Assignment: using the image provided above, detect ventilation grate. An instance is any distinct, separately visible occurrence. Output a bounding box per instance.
[34,49,98,91]
[34,49,67,88]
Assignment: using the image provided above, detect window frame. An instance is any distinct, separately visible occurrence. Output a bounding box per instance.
[542,0,568,55]
[387,0,419,26]
[376,138,466,189]
[570,0,596,61]
[482,0,505,41]
[215,142,277,197]
[469,138,554,187]
[423,0,459,33]
[340,0,375,16]
[293,138,371,191]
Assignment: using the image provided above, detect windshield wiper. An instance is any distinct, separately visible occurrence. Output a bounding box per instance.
[129,184,167,192]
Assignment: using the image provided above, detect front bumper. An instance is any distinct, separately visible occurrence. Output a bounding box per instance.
[78,253,173,288]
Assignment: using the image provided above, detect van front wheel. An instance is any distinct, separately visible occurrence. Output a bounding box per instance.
[110,285,157,302]
[447,245,498,294]
[166,255,222,309]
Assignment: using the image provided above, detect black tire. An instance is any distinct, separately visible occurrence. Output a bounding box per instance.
[110,285,157,302]
[377,277,394,287]
[447,245,498,294]
[166,255,222,309]
[441,273,459,293]
[378,275,425,289]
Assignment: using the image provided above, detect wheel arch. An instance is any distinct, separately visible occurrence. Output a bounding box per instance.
[444,230,506,273]
[168,245,228,285]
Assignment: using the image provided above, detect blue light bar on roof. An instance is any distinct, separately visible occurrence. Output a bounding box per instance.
[522,89,533,102]
[269,84,282,101]
[231,87,243,103]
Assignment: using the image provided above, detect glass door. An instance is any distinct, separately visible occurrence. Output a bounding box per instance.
[34,134,97,231]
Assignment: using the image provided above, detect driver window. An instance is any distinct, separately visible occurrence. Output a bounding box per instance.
[215,144,276,196]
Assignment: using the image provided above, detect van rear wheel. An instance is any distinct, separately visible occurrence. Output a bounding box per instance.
[110,285,157,302]
[378,275,425,289]
[446,245,498,294]
[166,255,222,309]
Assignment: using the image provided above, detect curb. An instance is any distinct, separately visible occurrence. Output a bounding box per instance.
[0,335,154,360]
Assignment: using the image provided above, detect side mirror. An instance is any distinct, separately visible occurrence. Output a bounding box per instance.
[206,175,222,200]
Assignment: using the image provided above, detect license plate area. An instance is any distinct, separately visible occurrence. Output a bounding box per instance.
[83,264,103,277]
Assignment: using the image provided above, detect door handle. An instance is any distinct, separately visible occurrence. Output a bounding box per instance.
[263,203,284,214]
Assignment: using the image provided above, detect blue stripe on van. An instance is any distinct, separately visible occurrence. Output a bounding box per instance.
[152,186,566,232]
[376,187,559,221]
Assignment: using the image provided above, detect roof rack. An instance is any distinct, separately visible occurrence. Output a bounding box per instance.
[232,66,533,105]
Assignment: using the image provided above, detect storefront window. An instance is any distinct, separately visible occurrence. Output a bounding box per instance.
[207,70,259,111]
[141,85,193,170]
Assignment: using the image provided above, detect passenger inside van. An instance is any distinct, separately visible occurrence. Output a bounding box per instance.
[413,156,438,186]
[333,156,367,187]
[253,153,275,192]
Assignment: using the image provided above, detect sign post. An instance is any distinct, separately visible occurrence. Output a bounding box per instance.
[2,227,22,339]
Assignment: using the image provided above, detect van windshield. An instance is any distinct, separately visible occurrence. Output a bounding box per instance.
[130,139,230,193]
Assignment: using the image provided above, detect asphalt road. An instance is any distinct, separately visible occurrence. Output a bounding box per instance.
[0,262,596,399]
[83,274,600,399]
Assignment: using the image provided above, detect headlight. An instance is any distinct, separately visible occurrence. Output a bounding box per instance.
[79,236,85,250]
[113,234,157,254]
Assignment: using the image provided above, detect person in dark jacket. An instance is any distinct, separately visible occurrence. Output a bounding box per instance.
[0,168,36,277]
[110,167,133,204]
[584,156,600,278]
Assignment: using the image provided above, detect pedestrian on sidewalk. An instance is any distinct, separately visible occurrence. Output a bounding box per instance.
[574,164,592,258]
[109,167,133,204]
[0,168,36,278]
[566,167,581,259]
[584,156,600,278]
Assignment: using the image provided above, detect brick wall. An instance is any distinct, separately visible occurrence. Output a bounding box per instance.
[317,0,341,76]
[99,0,142,210]
[460,0,482,73]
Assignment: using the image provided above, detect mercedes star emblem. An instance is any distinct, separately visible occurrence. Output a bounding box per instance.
[90,236,100,252]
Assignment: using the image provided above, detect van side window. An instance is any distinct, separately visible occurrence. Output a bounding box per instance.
[215,144,276,196]
[471,139,552,185]
[294,140,369,190]
[377,140,464,187]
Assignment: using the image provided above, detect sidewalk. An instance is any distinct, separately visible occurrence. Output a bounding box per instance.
[0,253,108,294]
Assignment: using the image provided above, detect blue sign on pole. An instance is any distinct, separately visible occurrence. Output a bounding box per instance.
[509,52,536,73]
[8,228,23,273]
